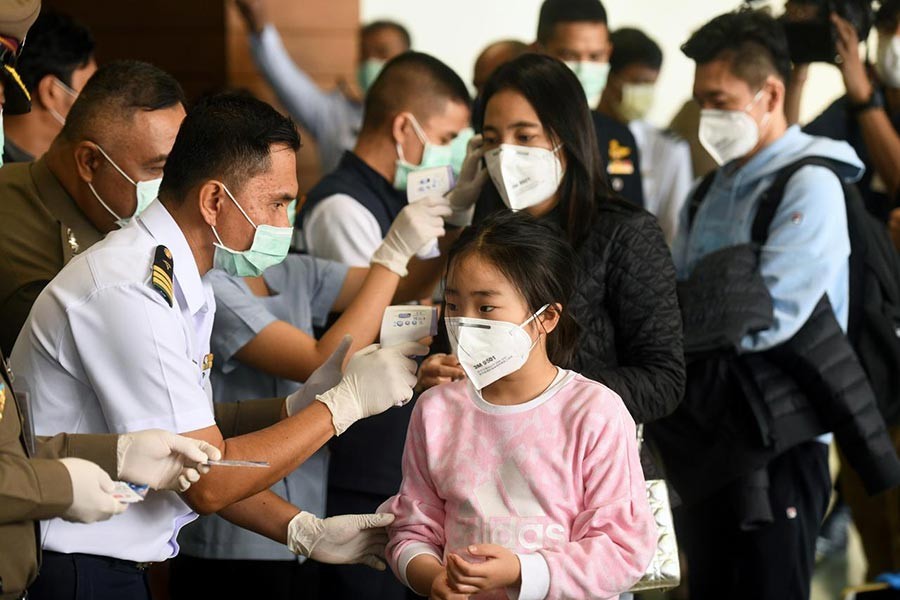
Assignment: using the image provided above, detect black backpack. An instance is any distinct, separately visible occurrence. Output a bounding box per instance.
[690,156,900,424]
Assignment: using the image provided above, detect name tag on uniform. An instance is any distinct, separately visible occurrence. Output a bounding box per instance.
[607,139,635,176]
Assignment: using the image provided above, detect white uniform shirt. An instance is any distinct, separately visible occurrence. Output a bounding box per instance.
[10,199,217,562]
[301,193,383,266]
[629,119,694,246]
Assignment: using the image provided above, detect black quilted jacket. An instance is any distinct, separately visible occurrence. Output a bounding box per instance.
[569,197,686,423]
[474,190,686,424]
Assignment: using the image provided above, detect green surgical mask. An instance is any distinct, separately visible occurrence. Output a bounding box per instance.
[449,127,475,178]
[357,59,385,95]
[393,114,454,191]
[286,198,298,227]
[211,183,293,277]
[618,82,656,122]
[565,61,610,107]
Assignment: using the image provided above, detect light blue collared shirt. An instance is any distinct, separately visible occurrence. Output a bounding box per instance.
[177,254,348,561]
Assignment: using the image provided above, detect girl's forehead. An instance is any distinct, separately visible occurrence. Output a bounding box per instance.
[447,254,512,292]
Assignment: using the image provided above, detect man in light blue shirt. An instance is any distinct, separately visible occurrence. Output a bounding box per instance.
[234,0,411,173]
[668,9,864,600]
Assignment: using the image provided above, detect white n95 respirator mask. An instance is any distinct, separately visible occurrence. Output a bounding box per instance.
[446,305,549,390]
[485,144,563,211]
[698,90,769,166]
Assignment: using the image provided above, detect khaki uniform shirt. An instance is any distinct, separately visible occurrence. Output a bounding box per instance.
[0,157,102,356]
[0,353,117,599]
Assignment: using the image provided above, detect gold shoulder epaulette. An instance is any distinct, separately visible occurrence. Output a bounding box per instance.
[151,245,174,307]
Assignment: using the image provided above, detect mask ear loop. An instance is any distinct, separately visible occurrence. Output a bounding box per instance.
[397,113,429,164]
[520,303,552,350]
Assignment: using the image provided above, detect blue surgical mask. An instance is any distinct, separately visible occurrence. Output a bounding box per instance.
[357,59,385,95]
[393,113,454,191]
[211,183,294,277]
[87,144,161,228]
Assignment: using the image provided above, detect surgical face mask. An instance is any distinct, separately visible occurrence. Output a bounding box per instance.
[449,127,475,177]
[87,145,162,228]
[48,77,78,126]
[286,198,298,227]
[485,143,563,211]
[393,113,454,190]
[211,183,293,277]
[618,82,656,122]
[877,34,900,89]
[357,58,385,95]
[698,90,769,166]
[565,61,610,107]
[446,304,550,390]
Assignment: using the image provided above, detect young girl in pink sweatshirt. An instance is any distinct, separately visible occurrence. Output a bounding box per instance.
[381,212,657,599]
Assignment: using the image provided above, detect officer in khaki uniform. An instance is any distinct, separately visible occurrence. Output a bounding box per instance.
[0,57,188,357]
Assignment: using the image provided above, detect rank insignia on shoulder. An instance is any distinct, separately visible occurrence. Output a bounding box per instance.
[151,245,174,307]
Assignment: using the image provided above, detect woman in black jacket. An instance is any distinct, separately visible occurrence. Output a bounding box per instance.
[423,53,684,426]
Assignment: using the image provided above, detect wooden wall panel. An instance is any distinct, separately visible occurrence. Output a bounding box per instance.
[42,1,358,192]
[44,0,229,101]
[226,0,360,192]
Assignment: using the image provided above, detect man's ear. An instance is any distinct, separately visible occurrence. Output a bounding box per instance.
[764,75,786,113]
[197,180,227,227]
[73,142,102,184]
[391,112,410,147]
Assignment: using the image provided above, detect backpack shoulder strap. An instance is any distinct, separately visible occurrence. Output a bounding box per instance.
[751,156,843,244]
[687,170,718,231]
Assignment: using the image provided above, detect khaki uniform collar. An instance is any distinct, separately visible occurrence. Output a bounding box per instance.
[31,157,103,258]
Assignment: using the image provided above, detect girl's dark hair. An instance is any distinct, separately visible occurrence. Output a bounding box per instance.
[479,53,614,247]
[445,211,581,368]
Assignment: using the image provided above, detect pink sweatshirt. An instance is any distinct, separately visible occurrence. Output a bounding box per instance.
[380,369,657,600]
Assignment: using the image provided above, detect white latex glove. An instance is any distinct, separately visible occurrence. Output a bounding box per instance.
[316,341,425,435]
[446,133,489,227]
[370,196,452,276]
[116,429,222,492]
[286,335,353,417]
[59,457,128,524]
[287,510,395,570]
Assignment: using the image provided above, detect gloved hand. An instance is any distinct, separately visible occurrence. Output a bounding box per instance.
[286,335,353,417]
[287,510,395,570]
[446,134,489,227]
[316,341,425,435]
[370,196,452,276]
[59,457,129,523]
[116,429,222,492]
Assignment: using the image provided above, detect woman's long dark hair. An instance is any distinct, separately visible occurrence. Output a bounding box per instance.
[478,53,614,247]
[445,211,581,368]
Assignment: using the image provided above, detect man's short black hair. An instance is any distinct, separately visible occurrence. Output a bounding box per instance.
[682,9,792,88]
[17,9,94,92]
[610,28,662,74]
[160,93,300,202]
[61,60,186,142]
[361,51,470,134]
[877,0,900,31]
[361,20,412,50]
[537,0,607,44]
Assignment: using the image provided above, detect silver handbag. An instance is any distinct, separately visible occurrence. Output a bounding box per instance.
[628,425,681,593]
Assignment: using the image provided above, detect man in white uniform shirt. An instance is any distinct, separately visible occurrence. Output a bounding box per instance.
[12,93,444,600]
[597,27,693,244]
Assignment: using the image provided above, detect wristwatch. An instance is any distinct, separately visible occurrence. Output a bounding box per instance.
[847,88,885,116]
